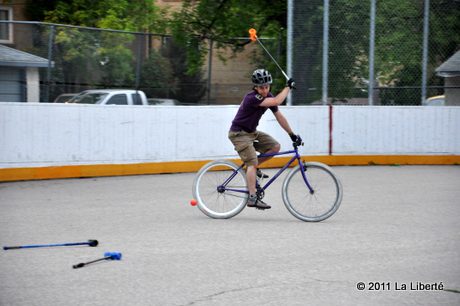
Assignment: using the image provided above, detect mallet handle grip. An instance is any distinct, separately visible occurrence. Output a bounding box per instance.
[3,246,22,250]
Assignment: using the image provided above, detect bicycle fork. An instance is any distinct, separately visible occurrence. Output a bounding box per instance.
[299,160,315,195]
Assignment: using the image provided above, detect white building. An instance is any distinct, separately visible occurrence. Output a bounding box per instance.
[435,51,460,106]
[0,44,50,102]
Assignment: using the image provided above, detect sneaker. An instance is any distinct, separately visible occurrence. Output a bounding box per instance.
[247,196,271,210]
[256,169,269,179]
[247,195,258,207]
[255,199,271,210]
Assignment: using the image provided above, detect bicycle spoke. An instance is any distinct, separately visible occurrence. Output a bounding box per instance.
[193,161,248,219]
[220,192,247,199]
[283,163,342,222]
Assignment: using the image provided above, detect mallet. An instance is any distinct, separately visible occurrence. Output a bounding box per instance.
[73,252,122,269]
[249,28,290,81]
[3,239,98,250]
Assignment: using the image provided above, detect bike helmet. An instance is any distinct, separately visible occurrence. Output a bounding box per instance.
[252,69,272,86]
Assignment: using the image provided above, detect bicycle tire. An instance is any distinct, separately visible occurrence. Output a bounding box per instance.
[193,160,248,219]
[282,162,343,222]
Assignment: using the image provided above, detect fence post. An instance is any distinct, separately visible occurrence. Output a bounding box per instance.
[368,0,376,106]
[135,34,144,91]
[46,25,55,103]
[322,0,330,105]
[287,0,293,105]
[277,29,282,81]
[206,39,213,105]
[421,0,430,105]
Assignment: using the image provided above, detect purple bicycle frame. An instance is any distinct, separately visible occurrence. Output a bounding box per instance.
[220,146,314,195]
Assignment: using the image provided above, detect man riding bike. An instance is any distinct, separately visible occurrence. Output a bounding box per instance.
[228,69,302,210]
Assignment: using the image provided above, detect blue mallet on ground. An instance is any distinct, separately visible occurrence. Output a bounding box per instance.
[3,240,98,250]
[72,252,122,269]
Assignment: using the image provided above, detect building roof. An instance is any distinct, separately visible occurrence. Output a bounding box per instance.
[0,44,51,68]
[435,50,460,78]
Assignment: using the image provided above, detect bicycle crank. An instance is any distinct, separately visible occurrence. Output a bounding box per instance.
[256,184,265,199]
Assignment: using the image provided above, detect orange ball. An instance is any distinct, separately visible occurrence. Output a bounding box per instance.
[190,199,198,206]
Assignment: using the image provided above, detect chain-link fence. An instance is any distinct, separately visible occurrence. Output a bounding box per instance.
[292,0,459,105]
[0,0,458,106]
[0,21,207,104]
[0,20,282,105]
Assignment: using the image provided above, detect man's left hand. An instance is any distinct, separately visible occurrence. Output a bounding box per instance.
[290,133,303,146]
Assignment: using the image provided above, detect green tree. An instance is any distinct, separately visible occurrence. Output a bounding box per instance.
[27,0,459,104]
[44,0,164,32]
[327,0,459,105]
[161,38,206,103]
[24,0,60,21]
[140,49,174,98]
[30,0,167,94]
[170,0,287,75]
[52,27,102,92]
[168,0,289,102]
[170,0,459,105]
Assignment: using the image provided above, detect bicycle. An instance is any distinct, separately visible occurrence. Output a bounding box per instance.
[192,141,343,222]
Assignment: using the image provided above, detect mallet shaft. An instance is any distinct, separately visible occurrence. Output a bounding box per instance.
[73,257,107,269]
[3,240,98,250]
[255,37,290,80]
[72,252,122,269]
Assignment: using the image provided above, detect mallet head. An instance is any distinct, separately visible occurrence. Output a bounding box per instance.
[88,240,99,247]
[249,28,257,41]
[104,252,122,260]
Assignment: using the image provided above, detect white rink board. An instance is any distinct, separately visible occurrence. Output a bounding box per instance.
[0,103,459,168]
[332,106,460,154]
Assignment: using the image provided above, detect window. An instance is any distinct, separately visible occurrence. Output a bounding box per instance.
[132,93,142,105]
[106,94,128,105]
[0,6,13,44]
[72,93,108,104]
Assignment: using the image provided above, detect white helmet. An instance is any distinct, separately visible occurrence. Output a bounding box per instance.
[252,69,272,86]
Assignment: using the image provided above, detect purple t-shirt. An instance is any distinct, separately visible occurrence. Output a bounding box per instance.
[230,90,278,133]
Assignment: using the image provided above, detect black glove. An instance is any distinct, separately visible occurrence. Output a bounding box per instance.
[286,78,296,89]
[289,133,303,146]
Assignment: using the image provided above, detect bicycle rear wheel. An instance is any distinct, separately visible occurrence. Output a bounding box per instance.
[282,162,342,222]
[193,160,248,219]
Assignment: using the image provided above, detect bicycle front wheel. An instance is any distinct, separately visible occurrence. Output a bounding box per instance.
[193,160,248,219]
[282,162,343,222]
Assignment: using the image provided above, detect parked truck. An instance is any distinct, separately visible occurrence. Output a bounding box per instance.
[67,89,148,105]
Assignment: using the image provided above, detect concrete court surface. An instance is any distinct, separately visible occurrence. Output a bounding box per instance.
[0,165,459,306]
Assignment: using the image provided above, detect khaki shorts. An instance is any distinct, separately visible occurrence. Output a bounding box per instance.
[228,130,279,166]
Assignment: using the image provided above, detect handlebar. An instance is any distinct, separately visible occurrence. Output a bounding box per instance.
[293,140,304,149]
